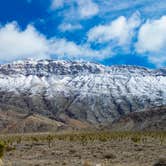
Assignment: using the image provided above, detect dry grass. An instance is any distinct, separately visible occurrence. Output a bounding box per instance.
[0,131,165,166]
[0,131,165,144]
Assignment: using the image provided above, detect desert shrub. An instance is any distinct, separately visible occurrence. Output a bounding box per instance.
[103,152,116,159]
[5,145,16,152]
[47,135,54,148]
[31,136,39,143]
[0,131,165,150]
[0,141,5,158]
[16,137,22,144]
[131,136,141,143]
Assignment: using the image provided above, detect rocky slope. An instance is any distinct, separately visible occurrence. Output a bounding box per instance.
[0,109,64,133]
[104,106,166,131]
[0,59,166,128]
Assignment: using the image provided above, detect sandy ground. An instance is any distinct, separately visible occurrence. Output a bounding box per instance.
[2,139,166,166]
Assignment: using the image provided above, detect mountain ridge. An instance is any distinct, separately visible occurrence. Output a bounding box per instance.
[0,59,166,130]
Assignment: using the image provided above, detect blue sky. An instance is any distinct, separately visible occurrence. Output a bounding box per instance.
[0,0,166,68]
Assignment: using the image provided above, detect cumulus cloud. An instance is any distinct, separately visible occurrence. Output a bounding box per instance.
[58,23,82,32]
[136,16,166,53]
[0,22,111,62]
[50,38,112,60]
[0,22,50,62]
[77,0,99,18]
[87,12,141,46]
[135,16,166,66]
[51,0,99,19]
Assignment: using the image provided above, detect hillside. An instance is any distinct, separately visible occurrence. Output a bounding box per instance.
[0,59,165,132]
[104,106,166,131]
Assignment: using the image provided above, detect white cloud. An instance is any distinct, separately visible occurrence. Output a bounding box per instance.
[87,12,141,46]
[136,16,166,53]
[58,23,82,32]
[51,0,65,10]
[0,22,111,62]
[0,22,50,62]
[51,0,99,19]
[135,16,166,67]
[77,0,99,18]
[50,38,112,59]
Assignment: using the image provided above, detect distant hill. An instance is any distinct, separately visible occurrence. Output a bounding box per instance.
[104,106,166,131]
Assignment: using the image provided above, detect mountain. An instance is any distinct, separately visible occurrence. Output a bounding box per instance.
[103,106,166,131]
[0,59,166,132]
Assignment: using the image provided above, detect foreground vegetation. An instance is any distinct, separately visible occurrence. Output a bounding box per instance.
[0,131,166,166]
[0,131,166,146]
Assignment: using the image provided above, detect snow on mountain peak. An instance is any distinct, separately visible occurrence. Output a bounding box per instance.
[0,59,159,77]
[0,59,166,124]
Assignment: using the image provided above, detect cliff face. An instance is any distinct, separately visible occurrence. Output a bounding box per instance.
[0,59,166,125]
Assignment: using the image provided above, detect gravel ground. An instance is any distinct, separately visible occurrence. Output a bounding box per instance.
[2,139,166,166]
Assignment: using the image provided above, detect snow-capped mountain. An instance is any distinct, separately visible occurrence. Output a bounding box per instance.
[0,59,166,124]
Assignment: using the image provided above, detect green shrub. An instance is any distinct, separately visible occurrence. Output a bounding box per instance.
[0,141,5,158]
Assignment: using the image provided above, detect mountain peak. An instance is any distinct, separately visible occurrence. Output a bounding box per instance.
[0,59,106,76]
[0,59,156,77]
[0,59,166,124]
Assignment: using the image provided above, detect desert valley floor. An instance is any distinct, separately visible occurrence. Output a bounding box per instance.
[0,132,165,166]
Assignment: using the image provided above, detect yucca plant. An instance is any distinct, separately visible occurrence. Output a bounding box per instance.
[0,140,5,165]
[0,141,5,159]
[47,135,54,148]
